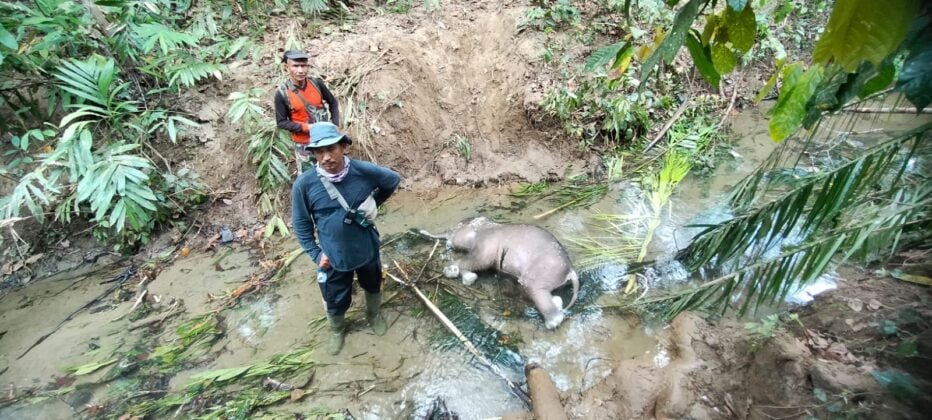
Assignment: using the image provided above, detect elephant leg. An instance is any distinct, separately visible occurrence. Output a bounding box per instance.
[445,255,487,286]
[526,286,565,329]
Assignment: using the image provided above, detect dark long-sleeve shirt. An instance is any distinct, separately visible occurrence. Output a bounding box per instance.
[274,78,341,138]
[291,159,400,271]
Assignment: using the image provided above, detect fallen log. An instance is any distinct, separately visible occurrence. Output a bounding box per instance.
[526,362,568,420]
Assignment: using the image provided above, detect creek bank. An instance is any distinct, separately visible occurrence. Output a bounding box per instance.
[566,270,931,419]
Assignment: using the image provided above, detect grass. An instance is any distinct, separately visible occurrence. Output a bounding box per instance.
[152,313,224,371]
[533,180,609,220]
[510,181,549,197]
[126,345,318,418]
[453,134,472,163]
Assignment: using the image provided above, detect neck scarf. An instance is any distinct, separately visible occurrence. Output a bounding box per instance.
[317,156,351,183]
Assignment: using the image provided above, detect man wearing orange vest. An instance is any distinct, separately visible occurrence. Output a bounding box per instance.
[274,50,342,174]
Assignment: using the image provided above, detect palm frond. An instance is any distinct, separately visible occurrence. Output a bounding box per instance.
[134,23,199,55]
[74,142,158,232]
[647,123,932,318]
[652,188,931,319]
[684,125,929,271]
[299,0,330,15]
[167,61,224,88]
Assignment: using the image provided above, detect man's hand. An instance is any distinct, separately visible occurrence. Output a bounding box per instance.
[319,254,331,269]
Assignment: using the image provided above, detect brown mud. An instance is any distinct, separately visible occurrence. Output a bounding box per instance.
[565,269,932,420]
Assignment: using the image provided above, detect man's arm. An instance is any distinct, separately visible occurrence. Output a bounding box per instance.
[317,79,341,127]
[291,180,322,264]
[369,164,401,206]
[274,89,309,133]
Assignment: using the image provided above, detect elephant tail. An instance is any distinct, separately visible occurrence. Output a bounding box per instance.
[564,270,579,310]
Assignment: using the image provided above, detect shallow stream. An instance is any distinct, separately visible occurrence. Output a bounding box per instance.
[0,108,928,419]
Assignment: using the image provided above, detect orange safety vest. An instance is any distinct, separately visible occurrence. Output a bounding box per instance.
[280,79,329,144]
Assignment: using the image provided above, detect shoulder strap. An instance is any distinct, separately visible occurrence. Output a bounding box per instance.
[287,79,324,109]
[317,174,352,212]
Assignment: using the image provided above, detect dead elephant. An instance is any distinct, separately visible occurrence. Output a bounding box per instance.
[441,217,579,329]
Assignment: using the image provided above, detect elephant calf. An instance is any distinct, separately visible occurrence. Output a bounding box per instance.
[441,217,579,329]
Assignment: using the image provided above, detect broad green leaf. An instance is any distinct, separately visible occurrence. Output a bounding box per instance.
[896,45,932,111]
[610,44,635,76]
[639,0,703,85]
[768,64,823,142]
[725,4,756,53]
[225,36,250,59]
[727,0,748,12]
[0,25,16,50]
[859,60,896,98]
[813,0,919,71]
[585,41,625,71]
[686,33,720,88]
[109,199,126,229]
[701,14,720,45]
[801,67,849,128]
[711,43,737,74]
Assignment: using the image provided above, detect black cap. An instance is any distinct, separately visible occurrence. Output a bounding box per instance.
[281,50,309,63]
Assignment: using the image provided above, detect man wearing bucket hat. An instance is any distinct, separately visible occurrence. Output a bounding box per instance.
[291,122,400,355]
[274,50,341,174]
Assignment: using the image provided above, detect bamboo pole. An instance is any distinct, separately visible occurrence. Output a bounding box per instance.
[385,271,531,407]
[643,100,690,152]
[844,107,932,114]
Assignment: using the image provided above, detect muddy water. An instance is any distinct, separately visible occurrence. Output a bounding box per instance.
[1,107,929,419]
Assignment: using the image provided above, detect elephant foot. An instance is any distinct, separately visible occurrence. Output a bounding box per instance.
[544,311,565,330]
[461,272,478,286]
[443,264,460,278]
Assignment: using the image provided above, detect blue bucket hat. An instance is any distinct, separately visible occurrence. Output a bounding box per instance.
[308,122,352,148]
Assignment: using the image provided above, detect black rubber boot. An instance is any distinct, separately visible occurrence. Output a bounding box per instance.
[327,314,347,355]
[365,292,387,336]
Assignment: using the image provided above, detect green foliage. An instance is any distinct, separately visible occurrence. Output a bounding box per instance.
[153,313,223,370]
[813,0,919,72]
[0,0,253,248]
[300,0,331,15]
[638,0,703,85]
[453,134,472,163]
[228,89,292,220]
[768,63,824,142]
[647,126,931,318]
[688,3,757,86]
[686,32,720,87]
[543,76,651,147]
[521,0,581,31]
[510,181,549,197]
[896,21,932,111]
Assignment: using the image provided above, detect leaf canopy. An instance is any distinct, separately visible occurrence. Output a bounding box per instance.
[813,0,919,71]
